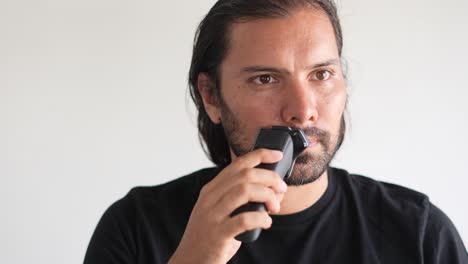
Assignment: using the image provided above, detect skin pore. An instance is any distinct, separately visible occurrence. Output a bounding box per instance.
[199,7,347,215]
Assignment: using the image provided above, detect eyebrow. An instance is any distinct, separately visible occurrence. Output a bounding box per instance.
[239,58,339,75]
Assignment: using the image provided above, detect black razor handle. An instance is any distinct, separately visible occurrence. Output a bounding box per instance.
[231,126,308,242]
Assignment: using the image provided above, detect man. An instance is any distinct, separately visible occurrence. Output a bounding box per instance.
[84,0,467,263]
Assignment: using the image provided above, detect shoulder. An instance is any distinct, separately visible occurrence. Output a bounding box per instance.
[128,167,218,200]
[423,203,468,262]
[111,167,219,214]
[332,167,430,213]
[331,168,434,256]
[332,167,467,260]
[331,167,431,246]
[94,167,220,231]
[86,167,220,253]
[85,169,219,263]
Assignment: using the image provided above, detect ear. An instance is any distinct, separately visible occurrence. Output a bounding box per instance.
[197,73,222,124]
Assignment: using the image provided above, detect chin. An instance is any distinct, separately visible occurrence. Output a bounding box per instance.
[284,148,330,186]
[285,162,325,186]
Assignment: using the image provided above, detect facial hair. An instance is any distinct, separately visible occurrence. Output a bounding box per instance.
[219,96,345,186]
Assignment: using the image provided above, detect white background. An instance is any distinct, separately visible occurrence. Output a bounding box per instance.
[1,0,467,263]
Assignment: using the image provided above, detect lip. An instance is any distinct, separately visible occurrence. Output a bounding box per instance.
[306,138,319,149]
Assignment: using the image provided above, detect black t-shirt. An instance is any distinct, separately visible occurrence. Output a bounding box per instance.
[84,167,467,263]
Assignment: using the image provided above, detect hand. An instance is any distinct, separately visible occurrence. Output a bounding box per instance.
[169,149,288,264]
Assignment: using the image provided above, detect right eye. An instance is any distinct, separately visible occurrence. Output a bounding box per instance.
[253,75,278,85]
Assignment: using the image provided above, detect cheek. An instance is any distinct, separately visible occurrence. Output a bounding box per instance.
[233,97,282,128]
[320,88,347,131]
[227,85,282,124]
[221,86,279,141]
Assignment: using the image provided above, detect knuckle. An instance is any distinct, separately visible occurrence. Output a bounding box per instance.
[274,175,286,188]
[266,200,277,211]
[194,197,208,211]
[199,185,210,197]
[268,186,276,196]
[238,214,250,228]
[236,156,247,167]
[241,168,255,181]
[238,183,250,197]
[277,176,285,186]
[258,148,269,157]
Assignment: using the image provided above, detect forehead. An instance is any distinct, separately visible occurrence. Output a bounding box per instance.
[222,7,338,71]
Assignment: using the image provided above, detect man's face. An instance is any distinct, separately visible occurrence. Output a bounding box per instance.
[211,8,347,185]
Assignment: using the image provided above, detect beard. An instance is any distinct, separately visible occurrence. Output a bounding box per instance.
[219,97,345,186]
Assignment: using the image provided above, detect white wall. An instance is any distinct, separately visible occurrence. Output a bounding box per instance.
[1,0,466,263]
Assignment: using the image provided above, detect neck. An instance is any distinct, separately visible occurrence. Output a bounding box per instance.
[275,170,329,215]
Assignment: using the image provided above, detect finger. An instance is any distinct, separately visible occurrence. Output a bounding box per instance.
[199,148,284,209]
[206,148,282,193]
[232,148,283,171]
[223,211,272,239]
[276,192,285,203]
[214,183,281,217]
[206,167,287,208]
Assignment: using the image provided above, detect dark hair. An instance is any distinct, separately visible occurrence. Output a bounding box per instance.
[188,0,344,168]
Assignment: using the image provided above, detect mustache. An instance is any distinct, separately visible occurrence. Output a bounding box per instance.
[300,126,331,146]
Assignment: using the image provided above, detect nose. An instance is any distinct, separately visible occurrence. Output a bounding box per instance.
[280,79,318,127]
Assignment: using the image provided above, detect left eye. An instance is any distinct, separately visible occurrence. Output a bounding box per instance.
[314,70,332,81]
[253,74,277,85]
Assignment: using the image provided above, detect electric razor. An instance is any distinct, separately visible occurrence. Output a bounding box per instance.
[231,126,309,242]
